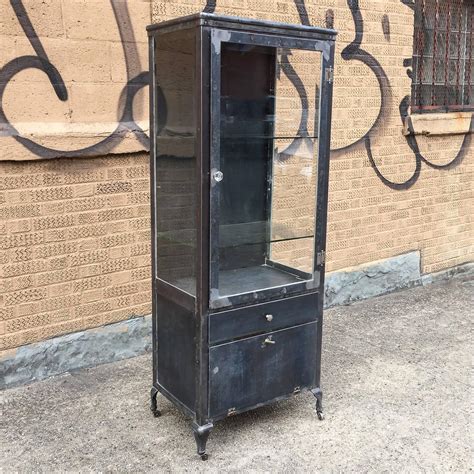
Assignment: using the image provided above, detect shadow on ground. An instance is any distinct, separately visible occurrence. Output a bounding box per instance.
[1,277,472,471]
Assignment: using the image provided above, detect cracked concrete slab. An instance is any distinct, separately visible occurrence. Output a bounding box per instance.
[1,276,472,471]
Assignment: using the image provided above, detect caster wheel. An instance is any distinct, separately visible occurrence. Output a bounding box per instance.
[200,453,208,461]
[317,411,324,421]
[151,408,162,417]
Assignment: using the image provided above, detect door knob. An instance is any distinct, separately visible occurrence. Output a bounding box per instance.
[213,170,224,182]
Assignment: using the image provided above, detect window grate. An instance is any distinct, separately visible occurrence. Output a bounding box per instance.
[412,0,473,112]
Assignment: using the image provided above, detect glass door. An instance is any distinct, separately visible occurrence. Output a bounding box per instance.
[209,30,324,309]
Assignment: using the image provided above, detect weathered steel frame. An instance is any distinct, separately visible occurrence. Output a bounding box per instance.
[147,13,336,460]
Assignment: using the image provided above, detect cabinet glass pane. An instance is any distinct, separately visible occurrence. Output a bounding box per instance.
[155,28,196,295]
[216,43,321,297]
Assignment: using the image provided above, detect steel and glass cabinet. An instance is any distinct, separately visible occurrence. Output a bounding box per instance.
[147,13,336,459]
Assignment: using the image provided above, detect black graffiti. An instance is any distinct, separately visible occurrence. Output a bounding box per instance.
[203,0,216,13]
[365,98,421,190]
[0,0,149,159]
[335,0,393,157]
[382,14,390,42]
[367,96,472,190]
[332,0,469,189]
[393,0,471,188]
[277,51,319,161]
[201,0,469,186]
[325,9,335,29]
[0,0,469,187]
[293,0,310,26]
[402,95,472,172]
[279,53,311,139]
[400,0,415,11]
[401,44,471,174]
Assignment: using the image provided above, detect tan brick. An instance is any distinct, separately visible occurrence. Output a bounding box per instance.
[96,181,133,195]
[78,264,102,278]
[4,288,47,306]
[44,229,67,242]
[1,76,72,124]
[48,282,72,298]
[5,313,50,334]
[73,184,95,198]
[110,271,132,286]
[7,219,32,234]
[81,289,104,304]
[78,239,98,251]
[110,39,148,83]
[0,0,64,38]
[33,215,75,231]
[69,83,127,123]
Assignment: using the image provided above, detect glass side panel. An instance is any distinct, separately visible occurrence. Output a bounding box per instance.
[155,28,196,295]
[216,43,321,297]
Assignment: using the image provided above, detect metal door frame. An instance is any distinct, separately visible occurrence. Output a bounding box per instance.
[208,28,334,310]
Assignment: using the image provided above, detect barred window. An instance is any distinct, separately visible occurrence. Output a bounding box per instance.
[412,0,473,112]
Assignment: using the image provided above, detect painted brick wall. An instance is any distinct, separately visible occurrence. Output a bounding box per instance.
[0,0,151,160]
[0,154,152,350]
[0,0,472,353]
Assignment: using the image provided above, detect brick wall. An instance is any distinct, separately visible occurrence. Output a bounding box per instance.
[0,0,472,352]
[0,154,152,350]
[0,0,150,160]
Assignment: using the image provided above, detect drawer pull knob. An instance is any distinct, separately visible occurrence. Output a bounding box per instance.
[263,336,276,345]
[265,314,273,322]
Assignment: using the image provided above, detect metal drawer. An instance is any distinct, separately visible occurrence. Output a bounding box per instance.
[209,321,318,418]
[208,292,318,345]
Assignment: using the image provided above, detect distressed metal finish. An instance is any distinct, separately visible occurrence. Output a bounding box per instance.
[148,13,336,459]
[209,322,318,418]
[209,293,318,344]
[156,295,196,411]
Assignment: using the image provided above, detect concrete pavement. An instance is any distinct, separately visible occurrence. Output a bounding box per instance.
[1,276,472,471]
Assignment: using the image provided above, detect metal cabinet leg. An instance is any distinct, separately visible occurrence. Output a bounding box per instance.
[150,386,161,417]
[311,388,324,421]
[192,422,213,460]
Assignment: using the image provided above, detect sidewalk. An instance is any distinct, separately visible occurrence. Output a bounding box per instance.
[1,277,472,471]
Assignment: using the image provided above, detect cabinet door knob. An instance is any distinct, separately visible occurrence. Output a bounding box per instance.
[213,170,224,182]
[265,314,273,322]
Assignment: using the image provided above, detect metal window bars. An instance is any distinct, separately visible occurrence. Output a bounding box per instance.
[412,0,473,112]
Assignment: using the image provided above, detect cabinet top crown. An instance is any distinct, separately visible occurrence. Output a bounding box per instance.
[147,12,337,40]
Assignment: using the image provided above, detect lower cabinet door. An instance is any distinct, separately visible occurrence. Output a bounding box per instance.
[209,322,318,418]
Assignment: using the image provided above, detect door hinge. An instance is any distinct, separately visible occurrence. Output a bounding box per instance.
[317,250,326,266]
[325,67,334,84]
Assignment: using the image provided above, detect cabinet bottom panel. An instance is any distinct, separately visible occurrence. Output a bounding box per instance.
[156,294,196,412]
[208,322,318,418]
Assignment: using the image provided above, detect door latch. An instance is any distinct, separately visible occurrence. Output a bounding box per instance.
[317,250,326,266]
[325,67,334,84]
